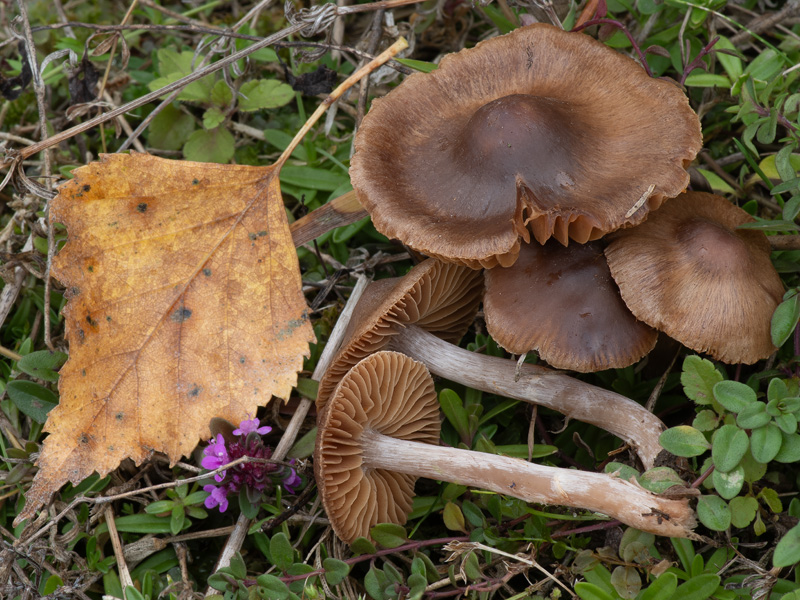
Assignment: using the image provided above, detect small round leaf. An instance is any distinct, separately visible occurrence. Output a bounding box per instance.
[750,423,782,463]
[711,424,749,473]
[660,426,710,457]
[713,380,756,413]
[697,496,731,531]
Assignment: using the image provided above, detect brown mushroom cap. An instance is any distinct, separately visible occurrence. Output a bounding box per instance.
[316,259,483,407]
[351,23,702,269]
[605,191,784,364]
[314,351,440,543]
[484,240,657,371]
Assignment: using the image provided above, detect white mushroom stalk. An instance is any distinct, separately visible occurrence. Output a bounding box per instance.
[315,351,696,543]
[389,325,666,470]
[360,431,696,539]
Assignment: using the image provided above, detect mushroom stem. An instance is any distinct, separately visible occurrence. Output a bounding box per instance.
[361,429,696,538]
[389,325,665,469]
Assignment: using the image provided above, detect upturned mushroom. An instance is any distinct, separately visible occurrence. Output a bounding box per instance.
[605,191,784,364]
[484,240,657,372]
[350,23,702,269]
[315,351,697,543]
[318,258,668,469]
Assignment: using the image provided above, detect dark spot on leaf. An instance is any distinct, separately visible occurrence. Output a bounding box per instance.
[257,231,267,237]
[79,434,89,444]
[83,184,91,192]
[71,287,80,296]
[106,316,112,322]
[81,369,86,376]
[108,445,114,452]
[86,314,97,327]
[116,412,124,420]
[136,203,148,213]
[188,384,201,397]
[203,268,212,277]
[192,178,199,185]
[239,356,246,364]
[87,265,94,273]
[171,307,192,323]
[249,233,258,241]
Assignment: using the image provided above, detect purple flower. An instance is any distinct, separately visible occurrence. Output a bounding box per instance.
[233,417,272,437]
[203,484,229,512]
[283,468,302,495]
[201,434,230,482]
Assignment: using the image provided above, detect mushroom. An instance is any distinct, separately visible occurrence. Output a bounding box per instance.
[605,191,784,364]
[318,258,668,469]
[315,351,697,543]
[350,23,702,269]
[484,240,657,372]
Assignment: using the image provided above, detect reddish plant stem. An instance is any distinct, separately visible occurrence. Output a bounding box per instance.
[679,36,720,86]
[692,463,715,488]
[572,18,654,77]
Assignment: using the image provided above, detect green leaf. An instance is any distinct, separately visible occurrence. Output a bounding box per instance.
[692,410,719,432]
[442,501,467,533]
[239,79,295,111]
[183,127,234,164]
[759,487,782,513]
[672,573,721,600]
[349,537,377,556]
[681,355,723,405]
[729,496,758,528]
[280,165,348,192]
[775,431,800,462]
[149,49,215,102]
[462,551,481,580]
[322,558,350,587]
[42,575,64,596]
[228,552,247,580]
[17,350,67,382]
[407,572,427,600]
[210,79,233,107]
[146,104,195,151]
[6,380,58,423]
[270,532,295,571]
[637,467,684,494]
[750,423,782,463]
[640,572,677,600]
[736,402,771,429]
[370,523,407,548]
[697,169,735,194]
[574,582,615,600]
[697,496,730,532]
[714,37,743,81]
[775,412,798,434]
[123,586,145,600]
[364,566,386,600]
[395,58,438,73]
[713,380,756,413]
[684,73,730,88]
[712,424,749,472]
[712,465,744,499]
[170,505,185,536]
[439,389,470,441]
[610,566,641,599]
[659,426,710,457]
[772,294,800,347]
[775,524,800,567]
[255,574,290,600]
[144,500,175,514]
[202,106,225,130]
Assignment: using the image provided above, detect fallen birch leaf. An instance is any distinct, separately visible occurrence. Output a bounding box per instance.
[16,152,314,524]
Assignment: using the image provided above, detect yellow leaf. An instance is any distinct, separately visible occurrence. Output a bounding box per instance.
[17,153,314,524]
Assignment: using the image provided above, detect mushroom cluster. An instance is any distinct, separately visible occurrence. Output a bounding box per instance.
[349,22,709,372]
[312,21,786,546]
